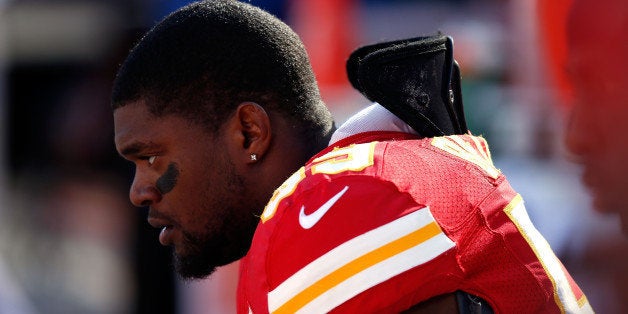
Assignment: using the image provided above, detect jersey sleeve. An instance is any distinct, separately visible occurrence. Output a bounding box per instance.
[240,141,461,314]
[273,176,460,313]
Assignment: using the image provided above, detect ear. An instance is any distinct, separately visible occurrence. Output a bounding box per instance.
[231,102,272,164]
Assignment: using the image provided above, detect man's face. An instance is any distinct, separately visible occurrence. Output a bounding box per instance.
[114,101,259,279]
[565,0,628,232]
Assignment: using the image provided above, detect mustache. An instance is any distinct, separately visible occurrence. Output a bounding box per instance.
[147,209,177,227]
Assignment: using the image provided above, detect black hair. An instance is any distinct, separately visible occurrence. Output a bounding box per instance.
[111,0,333,145]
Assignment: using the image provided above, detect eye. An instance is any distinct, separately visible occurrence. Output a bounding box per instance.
[148,156,157,165]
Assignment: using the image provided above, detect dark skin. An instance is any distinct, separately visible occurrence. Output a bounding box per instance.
[402,293,459,314]
[114,100,312,278]
[114,99,470,310]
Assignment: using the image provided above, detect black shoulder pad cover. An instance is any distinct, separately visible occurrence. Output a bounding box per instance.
[346,34,467,137]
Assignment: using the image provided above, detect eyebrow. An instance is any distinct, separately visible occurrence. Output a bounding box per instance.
[119,141,158,157]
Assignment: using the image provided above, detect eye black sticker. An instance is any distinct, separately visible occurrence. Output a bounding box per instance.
[156,162,180,194]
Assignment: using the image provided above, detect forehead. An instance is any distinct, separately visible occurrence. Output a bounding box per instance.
[567,1,627,66]
[113,101,209,154]
[566,1,628,104]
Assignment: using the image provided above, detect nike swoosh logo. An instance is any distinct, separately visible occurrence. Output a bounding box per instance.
[299,186,349,229]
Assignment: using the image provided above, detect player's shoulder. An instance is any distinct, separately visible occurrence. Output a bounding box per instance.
[259,133,503,234]
[382,134,502,181]
[257,173,455,313]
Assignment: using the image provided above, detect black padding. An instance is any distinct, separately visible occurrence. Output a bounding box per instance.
[347,34,468,137]
[455,291,494,314]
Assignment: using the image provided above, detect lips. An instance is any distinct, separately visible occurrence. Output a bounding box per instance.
[159,226,175,246]
[147,215,175,246]
[580,169,596,188]
[580,167,617,214]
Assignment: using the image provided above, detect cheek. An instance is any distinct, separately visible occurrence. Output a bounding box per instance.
[598,108,628,144]
[171,146,243,232]
[154,163,209,235]
[594,113,628,181]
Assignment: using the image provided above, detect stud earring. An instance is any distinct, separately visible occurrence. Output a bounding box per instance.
[250,153,258,161]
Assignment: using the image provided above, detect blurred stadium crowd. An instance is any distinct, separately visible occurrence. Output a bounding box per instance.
[0,0,626,313]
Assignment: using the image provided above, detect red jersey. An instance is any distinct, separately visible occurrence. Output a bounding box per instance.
[238,132,592,313]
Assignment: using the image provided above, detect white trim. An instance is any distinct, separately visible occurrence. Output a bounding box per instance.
[268,207,454,313]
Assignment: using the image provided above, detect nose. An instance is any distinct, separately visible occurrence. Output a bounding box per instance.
[564,102,595,159]
[129,169,162,207]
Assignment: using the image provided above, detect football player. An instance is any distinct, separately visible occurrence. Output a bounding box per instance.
[112,1,592,312]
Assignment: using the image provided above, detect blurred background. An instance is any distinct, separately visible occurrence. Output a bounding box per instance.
[0,0,626,313]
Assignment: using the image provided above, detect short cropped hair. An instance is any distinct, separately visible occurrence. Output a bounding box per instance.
[111,0,333,143]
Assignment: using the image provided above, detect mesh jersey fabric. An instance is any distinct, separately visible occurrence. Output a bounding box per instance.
[237,131,592,314]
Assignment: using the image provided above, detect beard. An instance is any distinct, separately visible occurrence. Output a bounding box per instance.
[173,228,236,279]
[172,159,260,280]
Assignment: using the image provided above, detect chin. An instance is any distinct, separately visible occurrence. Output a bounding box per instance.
[588,182,620,212]
[172,237,246,280]
[173,250,218,280]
